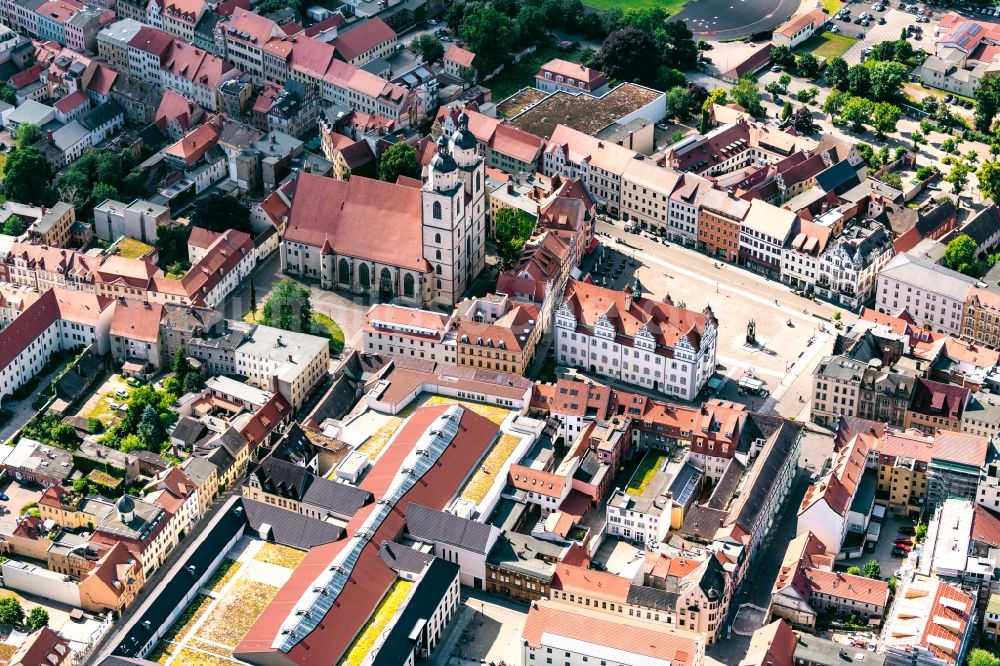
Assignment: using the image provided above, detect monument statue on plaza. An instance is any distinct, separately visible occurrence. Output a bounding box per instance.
[746,319,756,345]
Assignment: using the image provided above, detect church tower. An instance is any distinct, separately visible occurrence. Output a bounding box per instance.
[421,112,486,307]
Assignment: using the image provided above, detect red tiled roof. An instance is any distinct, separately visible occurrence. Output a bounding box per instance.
[161,0,204,24]
[33,0,84,25]
[54,90,87,113]
[364,303,450,337]
[740,619,795,666]
[180,229,253,305]
[0,288,59,372]
[921,579,972,664]
[561,278,713,353]
[284,172,428,272]
[508,463,565,498]
[537,58,607,90]
[972,504,1000,549]
[10,64,42,89]
[88,63,117,96]
[457,303,539,353]
[877,428,988,468]
[162,41,238,90]
[444,44,476,68]
[523,601,700,666]
[109,298,164,343]
[155,88,200,132]
[237,405,500,663]
[776,9,826,37]
[805,569,889,608]
[128,26,173,57]
[164,120,220,166]
[799,434,867,517]
[552,563,630,600]
[909,378,970,421]
[303,13,346,37]
[330,17,395,62]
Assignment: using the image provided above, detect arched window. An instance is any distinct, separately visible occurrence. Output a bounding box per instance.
[437,279,442,289]
[432,201,442,219]
[338,258,350,284]
[359,263,370,288]
[434,233,441,243]
[475,172,481,191]
[435,249,441,260]
[380,268,392,298]
[403,273,414,297]
[435,264,442,275]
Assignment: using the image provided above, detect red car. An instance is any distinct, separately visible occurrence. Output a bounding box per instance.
[895,537,913,545]
[896,543,912,553]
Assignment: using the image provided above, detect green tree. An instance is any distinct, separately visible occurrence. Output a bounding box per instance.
[887,577,897,594]
[155,224,191,269]
[770,44,795,69]
[946,162,971,195]
[699,108,711,133]
[1,215,23,236]
[797,53,819,79]
[593,27,661,85]
[459,4,519,73]
[137,404,165,451]
[826,56,849,90]
[915,521,928,543]
[72,478,90,496]
[249,274,257,317]
[881,172,903,190]
[495,208,536,270]
[3,147,53,204]
[92,182,119,204]
[663,87,692,120]
[378,142,420,183]
[846,566,862,575]
[409,34,445,64]
[516,5,548,45]
[911,130,924,147]
[25,607,48,632]
[968,648,1000,666]
[978,160,1000,202]
[657,20,698,71]
[191,193,251,234]
[261,278,313,334]
[862,559,882,579]
[781,101,792,121]
[181,371,202,395]
[867,60,908,102]
[58,168,93,211]
[0,597,24,625]
[841,96,873,132]
[172,347,190,378]
[0,84,15,104]
[943,233,978,273]
[778,73,792,91]
[702,88,727,113]
[847,64,871,97]
[822,89,849,117]
[120,433,144,453]
[975,73,1000,131]
[871,101,901,137]
[14,123,40,149]
[730,76,763,117]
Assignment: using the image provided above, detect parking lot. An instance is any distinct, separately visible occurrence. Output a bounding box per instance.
[832,4,935,64]
[869,512,918,579]
[0,477,43,535]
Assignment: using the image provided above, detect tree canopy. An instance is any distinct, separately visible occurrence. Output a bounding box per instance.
[495,208,537,270]
[409,34,445,64]
[3,147,53,205]
[0,597,24,626]
[730,76,763,117]
[593,27,660,86]
[261,278,313,334]
[190,193,252,234]
[378,142,421,183]
[26,607,48,632]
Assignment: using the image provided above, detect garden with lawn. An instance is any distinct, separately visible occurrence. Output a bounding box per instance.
[626,453,668,496]
[486,45,585,104]
[797,32,856,60]
[254,543,306,569]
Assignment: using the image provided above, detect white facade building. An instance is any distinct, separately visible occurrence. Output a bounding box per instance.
[555,279,718,400]
[876,252,976,336]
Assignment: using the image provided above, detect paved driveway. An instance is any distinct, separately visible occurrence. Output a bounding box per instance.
[0,478,43,534]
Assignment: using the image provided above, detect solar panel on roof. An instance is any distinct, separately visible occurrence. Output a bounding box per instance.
[971,24,983,35]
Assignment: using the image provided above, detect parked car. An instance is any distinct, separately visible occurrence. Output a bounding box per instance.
[858,31,865,38]
[895,538,913,546]
[892,547,908,556]
[943,94,953,103]
[878,16,887,23]
[0,494,8,502]
[771,65,782,72]
[831,25,841,32]
[899,525,916,535]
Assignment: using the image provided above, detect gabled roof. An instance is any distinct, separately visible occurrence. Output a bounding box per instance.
[330,17,395,62]
[284,172,428,272]
[406,503,495,553]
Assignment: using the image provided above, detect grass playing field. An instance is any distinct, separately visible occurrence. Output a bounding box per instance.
[581,0,687,13]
